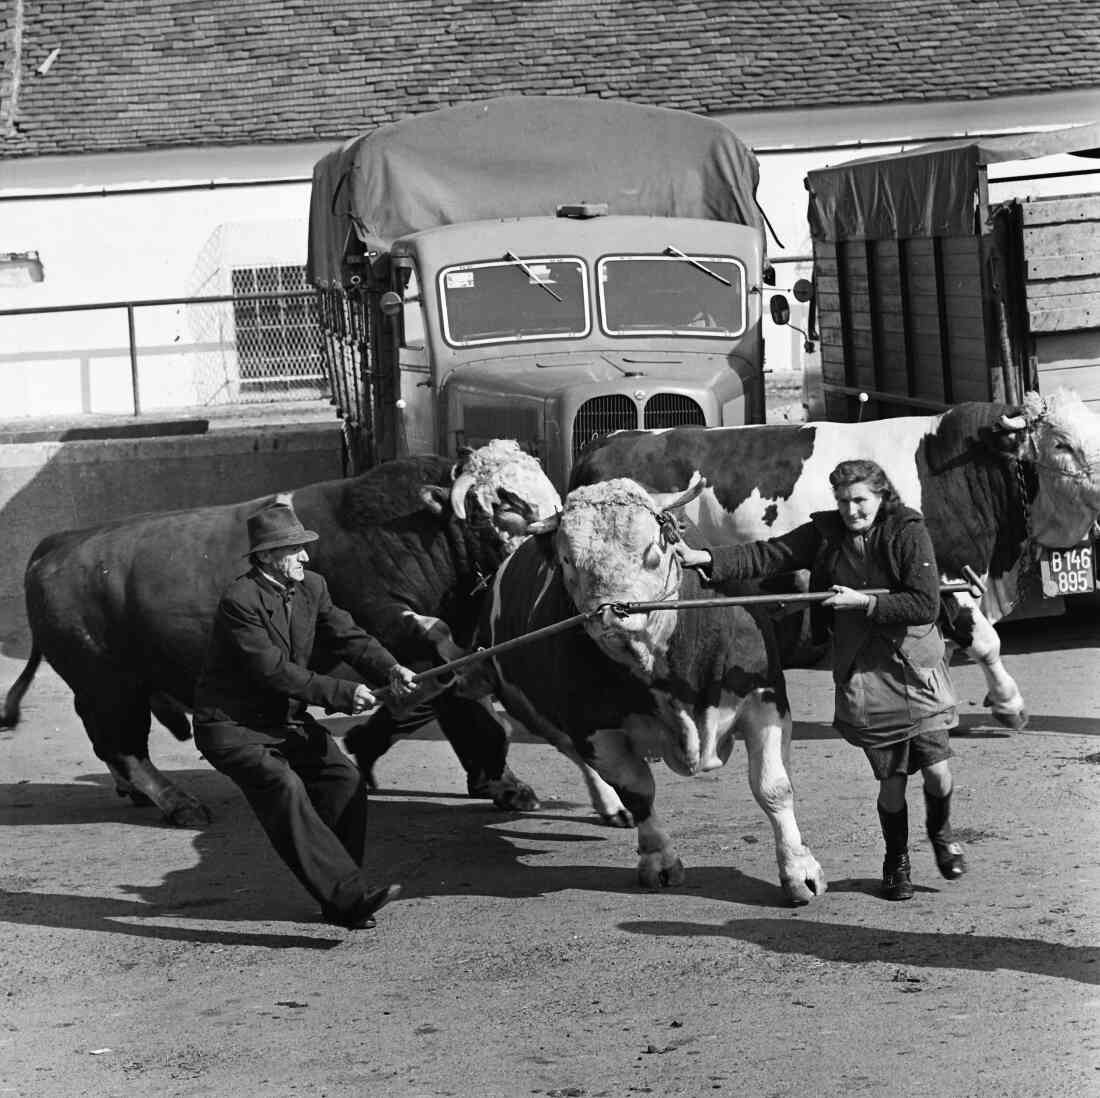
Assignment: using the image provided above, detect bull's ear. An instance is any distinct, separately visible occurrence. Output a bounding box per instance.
[419,485,449,514]
[643,541,663,570]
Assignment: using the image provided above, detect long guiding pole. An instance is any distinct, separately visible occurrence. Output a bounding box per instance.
[376,577,984,702]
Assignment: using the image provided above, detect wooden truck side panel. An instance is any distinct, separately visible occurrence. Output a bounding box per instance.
[1021,193,1100,414]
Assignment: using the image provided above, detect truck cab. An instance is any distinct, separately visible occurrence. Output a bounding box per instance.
[381,212,765,488]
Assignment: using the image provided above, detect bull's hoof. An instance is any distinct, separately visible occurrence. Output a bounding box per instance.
[491,783,541,813]
[164,801,213,829]
[601,809,635,829]
[994,707,1028,731]
[982,694,1028,730]
[468,770,541,813]
[638,854,685,890]
[780,864,828,906]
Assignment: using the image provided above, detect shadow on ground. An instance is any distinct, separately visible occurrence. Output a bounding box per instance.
[619,915,1100,986]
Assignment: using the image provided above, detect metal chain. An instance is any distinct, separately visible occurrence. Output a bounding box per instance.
[1013,457,1040,605]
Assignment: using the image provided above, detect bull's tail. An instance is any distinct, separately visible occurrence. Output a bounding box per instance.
[1,645,43,729]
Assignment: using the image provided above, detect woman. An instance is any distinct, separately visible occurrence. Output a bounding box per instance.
[676,459,966,901]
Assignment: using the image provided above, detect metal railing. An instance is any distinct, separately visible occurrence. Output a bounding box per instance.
[0,289,330,417]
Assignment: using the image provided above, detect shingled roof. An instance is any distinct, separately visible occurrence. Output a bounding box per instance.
[2,0,1098,160]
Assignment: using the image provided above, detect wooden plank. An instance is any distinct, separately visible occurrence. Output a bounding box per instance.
[940,249,983,277]
[1023,222,1100,259]
[1028,302,1100,332]
[1034,328,1100,371]
[944,297,985,322]
[1026,276,1100,301]
[1022,194,1100,226]
[1027,251,1100,280]
[1036,359,1100,402]
[904,239,936,257]
[1027,289,1100,315]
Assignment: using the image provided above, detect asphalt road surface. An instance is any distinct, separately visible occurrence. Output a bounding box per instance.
[0,612,1097,1097]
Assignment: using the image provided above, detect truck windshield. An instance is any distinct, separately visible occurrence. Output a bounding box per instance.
[440,257,590,345]
[597,254,746,337]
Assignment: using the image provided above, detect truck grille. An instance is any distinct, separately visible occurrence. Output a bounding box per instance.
[572,395,638,460]
[644,394,706,429]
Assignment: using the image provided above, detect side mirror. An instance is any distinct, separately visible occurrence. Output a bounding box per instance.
[792,278,814,303]
[379,291,403,317]
[769,294,791,326]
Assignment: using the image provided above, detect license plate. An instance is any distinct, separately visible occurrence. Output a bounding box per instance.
[1038,541,1096,597]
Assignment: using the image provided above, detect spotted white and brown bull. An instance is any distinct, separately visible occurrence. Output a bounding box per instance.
[572,390,1100,730]
[1,440,561,827]
[477,476,827,904]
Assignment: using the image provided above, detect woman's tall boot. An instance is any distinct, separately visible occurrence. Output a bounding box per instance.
[877,802,914,901]
[924,789,967,879]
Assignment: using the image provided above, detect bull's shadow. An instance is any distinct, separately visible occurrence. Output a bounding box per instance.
[0,765,809,948]
[3,768,1097,985]
[618,916,1100,986]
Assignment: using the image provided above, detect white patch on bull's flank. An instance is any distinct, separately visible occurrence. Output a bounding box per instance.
[679,417,941,544]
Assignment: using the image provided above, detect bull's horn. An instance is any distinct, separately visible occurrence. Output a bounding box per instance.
[526,513,561,535]
[665,471,707,511]
[998,413,1027,431]
[449,471,477,520]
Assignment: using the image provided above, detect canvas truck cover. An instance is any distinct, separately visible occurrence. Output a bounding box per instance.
[307,95,764,287]
[806,121,1100,244]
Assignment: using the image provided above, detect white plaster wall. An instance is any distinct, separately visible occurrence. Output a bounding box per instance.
[0,144,331,416]
[1,89,1096,418]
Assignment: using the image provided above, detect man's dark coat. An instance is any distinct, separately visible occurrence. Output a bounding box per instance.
[194,568,397,740]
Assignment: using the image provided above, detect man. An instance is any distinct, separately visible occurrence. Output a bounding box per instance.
[193,499,419,930]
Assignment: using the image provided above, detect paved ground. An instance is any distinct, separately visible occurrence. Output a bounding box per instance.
[1,614,1097,1098]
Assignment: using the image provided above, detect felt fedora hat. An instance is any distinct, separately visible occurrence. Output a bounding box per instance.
[246,501,319,555]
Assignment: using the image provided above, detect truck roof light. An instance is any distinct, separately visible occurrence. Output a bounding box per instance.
[557,202,608,219]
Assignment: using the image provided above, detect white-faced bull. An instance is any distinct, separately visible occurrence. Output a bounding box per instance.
[572,390,1100,730]
[477,475,827,905]
[1,440,562,827]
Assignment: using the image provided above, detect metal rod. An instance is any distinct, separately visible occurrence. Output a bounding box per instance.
[0,177,312,203]
[126,305,140,415]
[609,579,978,616]
[0,290,316,319]
[374,578,984,702]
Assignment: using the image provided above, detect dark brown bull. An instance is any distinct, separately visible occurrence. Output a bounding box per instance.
[1,441,562,827]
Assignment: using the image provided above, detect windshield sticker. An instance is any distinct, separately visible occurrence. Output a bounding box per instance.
[526,264,554,284]
[445,271,476,289]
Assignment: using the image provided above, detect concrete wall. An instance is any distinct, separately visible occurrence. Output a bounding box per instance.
[0,420,345,652]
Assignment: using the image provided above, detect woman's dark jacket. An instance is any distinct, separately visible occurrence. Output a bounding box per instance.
[702,507,956,745]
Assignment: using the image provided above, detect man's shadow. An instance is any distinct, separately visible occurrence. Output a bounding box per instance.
[0,765,816,947]
[3,768,1098,986]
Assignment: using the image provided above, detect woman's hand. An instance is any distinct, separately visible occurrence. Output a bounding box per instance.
[674,544,713,571]
[823,584,871,610]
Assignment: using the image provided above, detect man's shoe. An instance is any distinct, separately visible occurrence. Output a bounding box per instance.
[881,854,915,901]
[932,840,967,880]
[322,883,402,930]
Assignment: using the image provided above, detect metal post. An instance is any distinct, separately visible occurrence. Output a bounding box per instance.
[127,304,141,415]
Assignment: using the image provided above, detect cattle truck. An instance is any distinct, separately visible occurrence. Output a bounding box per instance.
[306,96,774,490]
[799,122,1100,609]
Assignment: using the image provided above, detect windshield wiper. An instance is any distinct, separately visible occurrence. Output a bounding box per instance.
[503,251,564,302]
[663,245,731,286]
